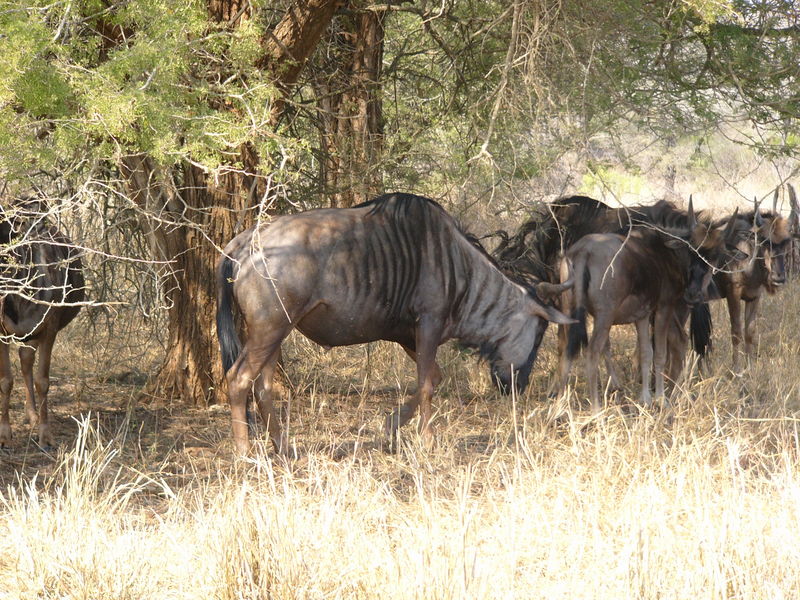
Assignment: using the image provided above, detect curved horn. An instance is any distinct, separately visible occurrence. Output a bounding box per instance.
[788,183,800,234]
[687,195,697,229]
[535,278,574,302]
[753,196,764,228]
[723,207,740,240]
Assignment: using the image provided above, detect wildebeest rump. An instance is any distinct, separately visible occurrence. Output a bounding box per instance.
[216,193,572,453]
[0,196,85,447]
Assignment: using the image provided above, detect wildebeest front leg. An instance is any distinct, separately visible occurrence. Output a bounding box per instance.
[401,347,443,388]
[549,323,571,398]
[385,344,443,437]
[0,343,12,446]
[603,339,622,392]
[726,294,744,372]
[384,320,442,442]
[18,344,38,429]
[32,334,56,447]
[652,309,670,402]
[743,297,760,361]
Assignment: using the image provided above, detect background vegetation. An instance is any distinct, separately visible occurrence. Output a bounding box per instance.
[1,0,800,597]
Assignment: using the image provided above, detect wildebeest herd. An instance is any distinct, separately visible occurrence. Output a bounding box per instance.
[0,187,798,453]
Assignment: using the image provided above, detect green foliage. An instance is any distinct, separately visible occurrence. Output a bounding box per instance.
[0,0,798,205]
[581,163,646,199]
[0,0,296,185]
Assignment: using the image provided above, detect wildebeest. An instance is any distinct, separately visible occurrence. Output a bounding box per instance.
[498,197,727,382]
[216,193,572,453]
[543,201,738,410]
[0,196,85,447]
[693,195,792,371]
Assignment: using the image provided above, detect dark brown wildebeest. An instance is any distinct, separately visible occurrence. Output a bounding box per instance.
[543,205,739,411]
[216,193,572,454]
[693,196,792,371]
[0,196,85,448]
[499,196,736,392]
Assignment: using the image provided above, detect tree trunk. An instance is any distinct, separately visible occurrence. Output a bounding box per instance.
[318,5,386,207]
[121,0,342,406]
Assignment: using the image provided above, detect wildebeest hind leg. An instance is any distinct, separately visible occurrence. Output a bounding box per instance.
[227,329,289,455]
[586,314,613,413]
[254,350,286,454]
[0,343,12,447]
[635,318,653,407]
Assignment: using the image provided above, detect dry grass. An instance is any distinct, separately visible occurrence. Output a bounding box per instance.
[0,277,799,599]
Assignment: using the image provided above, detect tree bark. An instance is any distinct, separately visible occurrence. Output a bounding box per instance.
[121,0,342,406]
[317,5,386,207]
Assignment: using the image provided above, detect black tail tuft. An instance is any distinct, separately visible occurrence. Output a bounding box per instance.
[216,255,241,372]
[566,307,588,359]
[690,302,713,358]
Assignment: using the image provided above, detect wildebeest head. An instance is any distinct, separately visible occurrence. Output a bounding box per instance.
[485,287,574,396]
[729,197,792,293]
[754,208,790,292]
[662,197,743,305]
[0,193,45,244]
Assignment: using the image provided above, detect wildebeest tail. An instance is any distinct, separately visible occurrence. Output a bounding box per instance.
[566,259,589,359]
[690,301,713,357]
[216,255,241,372]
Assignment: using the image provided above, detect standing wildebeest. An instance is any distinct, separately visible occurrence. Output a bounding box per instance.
[500,196,735,391]
[216,193,572,453]
[0,197,85,447]
[692,196,792,371]
[544,203,738,410]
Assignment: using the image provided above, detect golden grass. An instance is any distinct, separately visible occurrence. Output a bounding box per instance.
[2,284,800,598]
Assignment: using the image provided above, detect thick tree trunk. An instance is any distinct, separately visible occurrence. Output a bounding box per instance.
[318,5,386,207]
[121,0,342,406]
[120,151,256,405]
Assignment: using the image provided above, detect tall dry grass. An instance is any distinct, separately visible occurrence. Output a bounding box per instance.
[1,276,800,599]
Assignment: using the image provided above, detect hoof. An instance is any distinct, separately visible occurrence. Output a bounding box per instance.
[0,423,11,448]
[37,425,55,450]
[383,403,415,438]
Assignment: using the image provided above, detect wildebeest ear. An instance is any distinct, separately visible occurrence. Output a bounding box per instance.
[726,245,749,262]
[529,302,575,324]
[664,238,685,250]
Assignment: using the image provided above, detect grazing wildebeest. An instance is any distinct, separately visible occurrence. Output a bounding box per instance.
[0,196,85,447]
[693,195,792,371]
[544,205,739,411]
[216,193,572,453]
